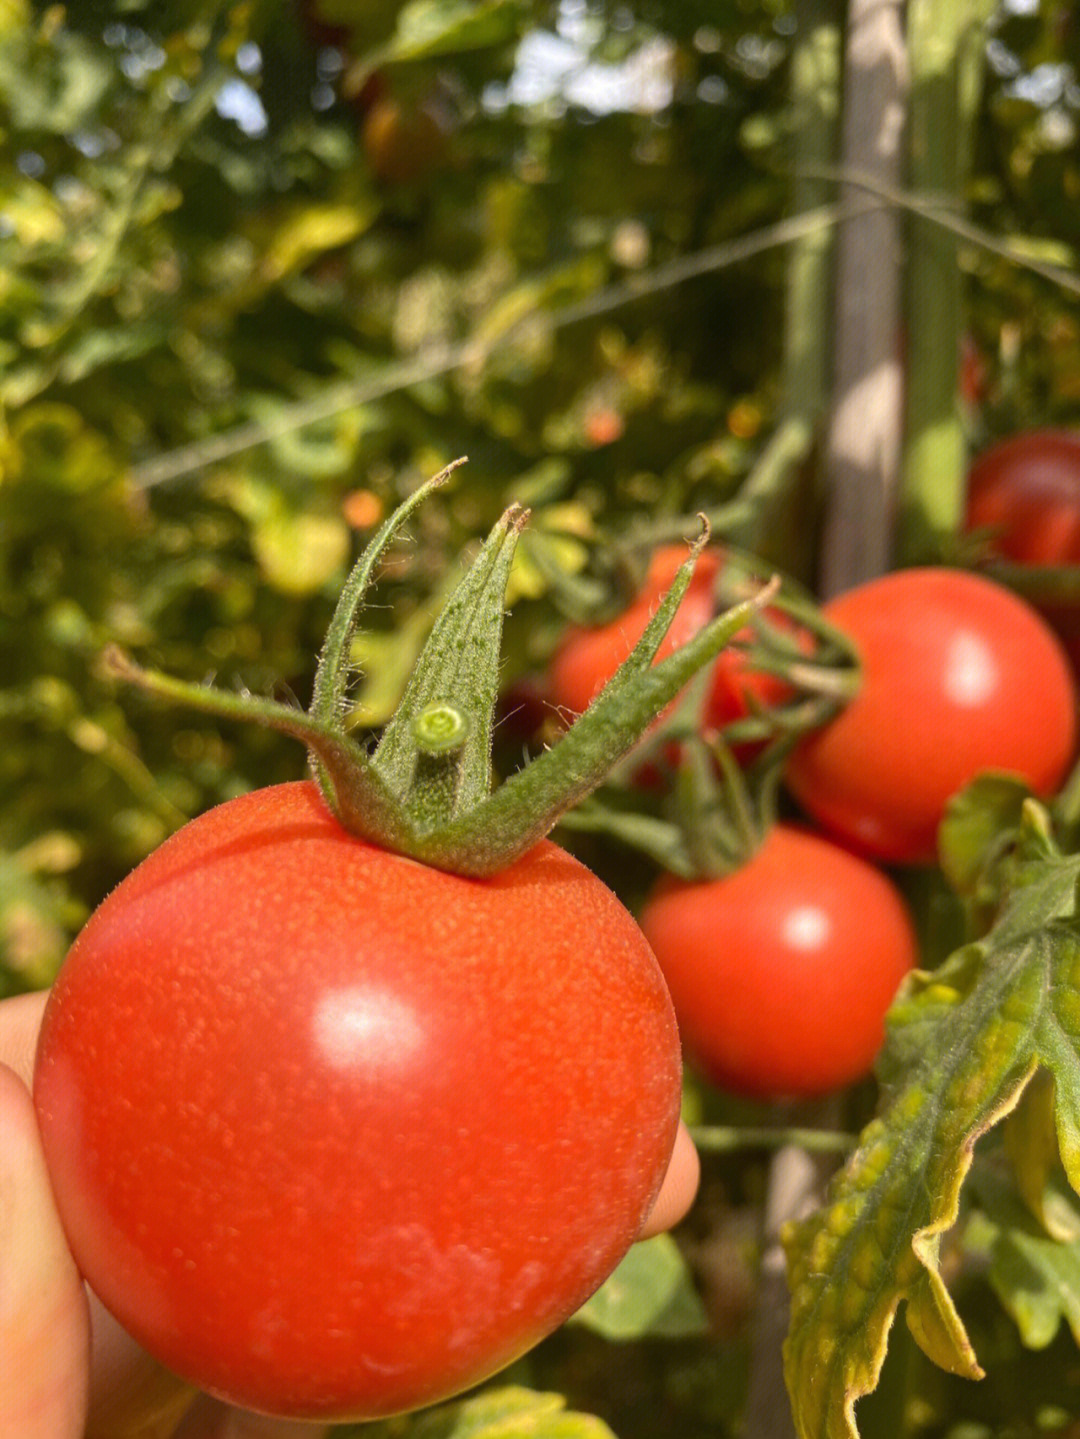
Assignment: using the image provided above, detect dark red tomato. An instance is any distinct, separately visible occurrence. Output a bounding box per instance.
[640,825,917,1099]
[966,430,1080,667]
[33,781,681,1420]
[786,568,1077,864]
[966,430,1080,565]
[548,546,792,741]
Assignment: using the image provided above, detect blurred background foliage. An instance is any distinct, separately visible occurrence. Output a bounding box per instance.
[2,5,1080,1429]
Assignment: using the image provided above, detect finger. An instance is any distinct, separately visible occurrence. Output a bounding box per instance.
[0,993,199,1439]
[174,1396,332,1439]
[0,1061,90,1439]
[637,1120,700,1238]
[0,987,49,1086]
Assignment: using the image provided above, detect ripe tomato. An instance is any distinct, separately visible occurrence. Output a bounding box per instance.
[33,781,681,1420]
[547,546,792,745]
[785,568,1077,864]
[965,429,1080,667]
[966,430,1080,565]
[639,825,917,1099]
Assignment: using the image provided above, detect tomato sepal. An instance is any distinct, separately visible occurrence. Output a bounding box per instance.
[106,465,778,878]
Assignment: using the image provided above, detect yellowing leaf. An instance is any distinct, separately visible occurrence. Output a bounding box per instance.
[783,806,1080,1439]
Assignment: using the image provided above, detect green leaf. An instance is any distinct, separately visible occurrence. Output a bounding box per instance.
[782,810,1080,1439]
[344,1386,619,1438]
[968,1166,1080,1351]
[938,772,1032,899]
[1004,1069,1080,1243]
[388,0,526,62]
[570,1233,709,1341]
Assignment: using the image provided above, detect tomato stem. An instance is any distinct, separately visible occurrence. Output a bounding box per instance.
[106,472,781,877]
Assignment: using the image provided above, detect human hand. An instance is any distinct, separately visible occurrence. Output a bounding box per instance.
[1,989,698,1438]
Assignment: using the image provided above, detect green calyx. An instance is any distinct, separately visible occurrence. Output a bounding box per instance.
[105,461,778,878]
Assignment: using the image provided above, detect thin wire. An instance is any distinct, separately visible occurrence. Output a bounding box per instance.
[129,174,1079,492]
[130,201,860,490]
[810,164,1080,297]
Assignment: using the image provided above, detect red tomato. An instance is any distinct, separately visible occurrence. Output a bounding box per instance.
[640,825,917,1099]
[966,430,1080,565]
[548,546,792,744]
[785,568,1077,864]
[966,430,1080,667]
[33,781,680,1420]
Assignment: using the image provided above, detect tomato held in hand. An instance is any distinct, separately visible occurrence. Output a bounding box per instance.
[640,825,917,1099]
[785,568,1077,864]
[33,781,681,1421]
[548,546,791,742]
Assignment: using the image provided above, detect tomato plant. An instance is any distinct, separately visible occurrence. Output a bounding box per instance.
[34,780,680,1419]
[785,568,1078,864]
[639,825,917,1099]
[548,546,791,744]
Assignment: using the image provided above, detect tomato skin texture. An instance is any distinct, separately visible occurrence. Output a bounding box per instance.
[785,568,1077,864]
[33,781,681,1420]
[640,826,917,1099]
[548,546,790,738]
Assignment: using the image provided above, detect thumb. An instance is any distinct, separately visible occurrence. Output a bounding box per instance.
[0,1061,90,1439]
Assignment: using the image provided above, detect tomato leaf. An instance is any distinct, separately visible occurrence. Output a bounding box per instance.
[341,1386,619,1438]
[1003,1068,1080,1243]
[372,500,526,823]
[570,1233,709,1341]
[968,1164,1080,1350]
[938,772,1032,900]
[388,0,524,64]
[782,801,1080,1439]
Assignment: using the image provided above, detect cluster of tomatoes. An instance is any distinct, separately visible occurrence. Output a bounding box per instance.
[546,430,1080,1101]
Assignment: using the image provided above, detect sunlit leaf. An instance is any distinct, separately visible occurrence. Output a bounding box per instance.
[257,201,377,285]
[389,0,526,62]
[251,503,351,596]
[341,1386,619,1438]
